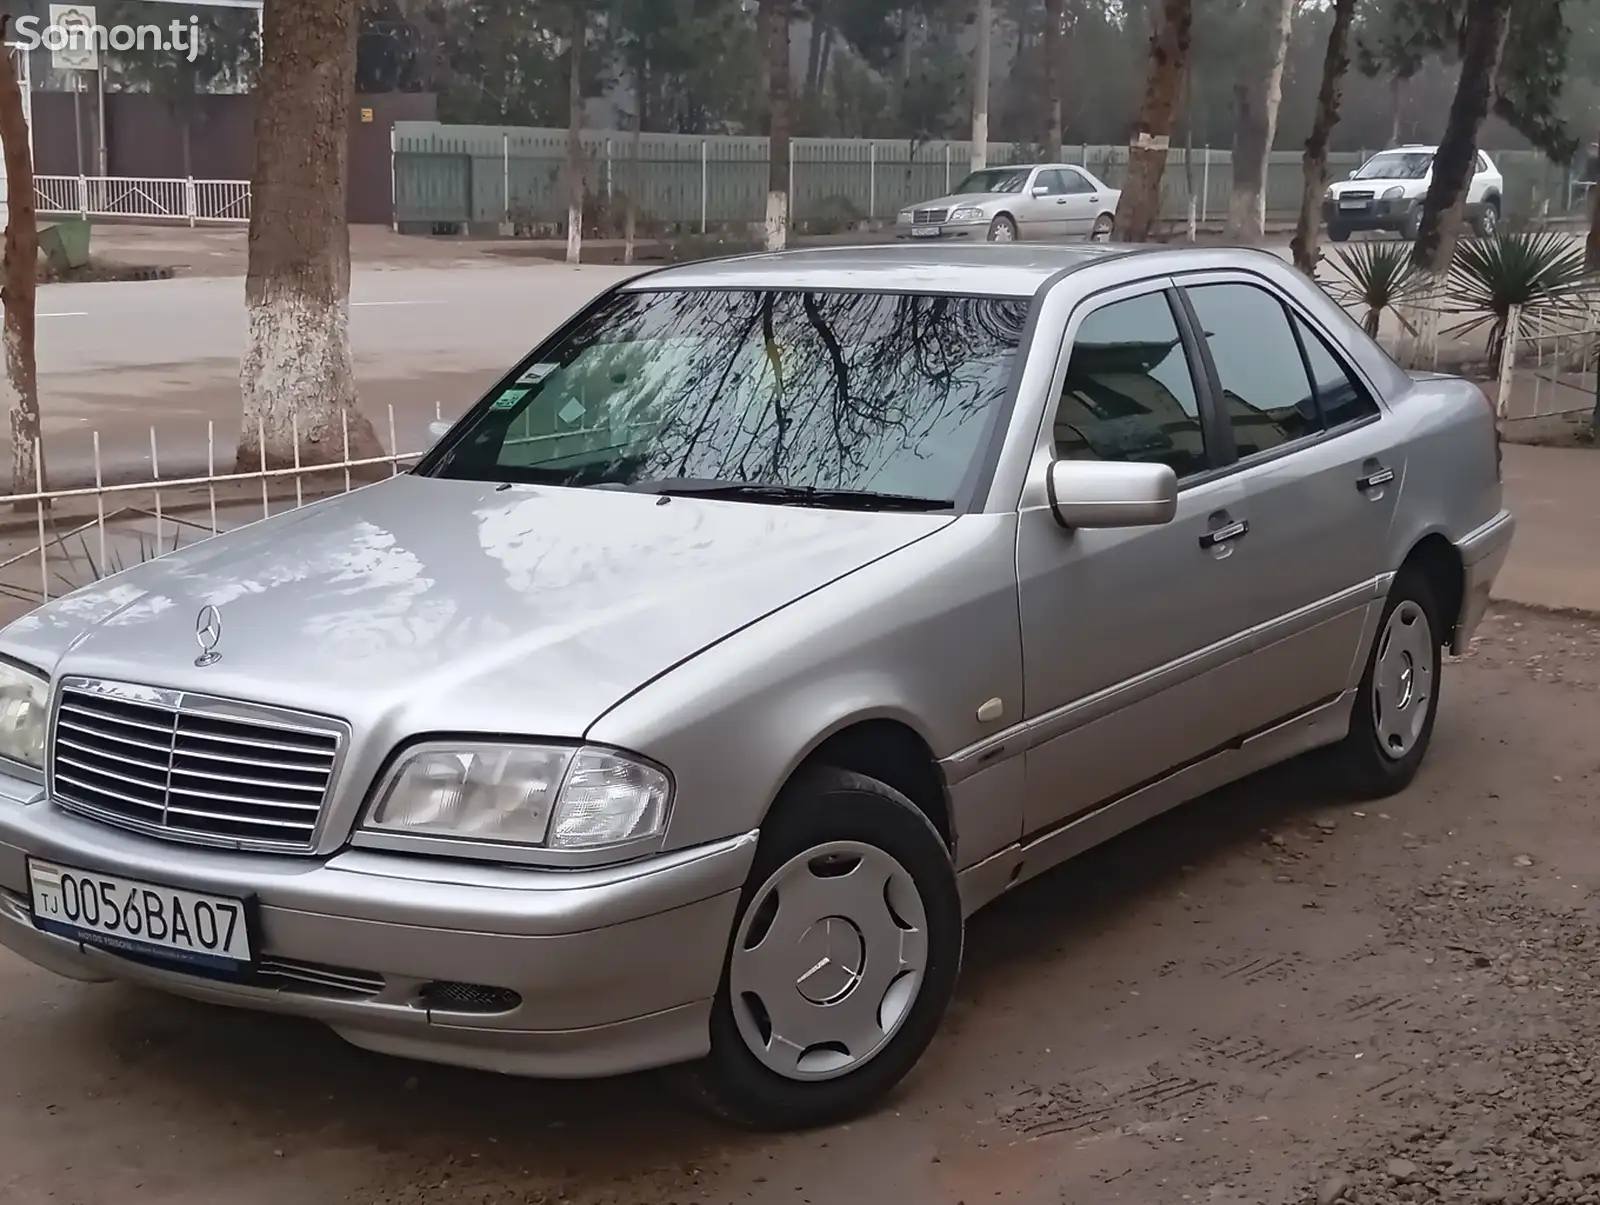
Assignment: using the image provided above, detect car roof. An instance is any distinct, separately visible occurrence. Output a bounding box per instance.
[621,242,1150,298]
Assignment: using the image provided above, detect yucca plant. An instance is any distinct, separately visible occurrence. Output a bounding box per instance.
[1324,241,1424,339]
[1445,230,1592,363]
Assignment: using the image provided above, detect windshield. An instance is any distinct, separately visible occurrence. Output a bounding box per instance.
[950,168,1032,195]
[421,287,1030,507]
[1352,151,1433,181]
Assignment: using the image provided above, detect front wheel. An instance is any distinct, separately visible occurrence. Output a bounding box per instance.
[987,214,1018,243]
[1328,222,1352,243]
[1328,569,1443,800]
[682,766,963,1130]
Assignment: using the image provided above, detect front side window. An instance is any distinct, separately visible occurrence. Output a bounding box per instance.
[1185,283,1322,458]
[1034,169,1070,195]
[1053,291,1210,479]
[423,288,1030,509]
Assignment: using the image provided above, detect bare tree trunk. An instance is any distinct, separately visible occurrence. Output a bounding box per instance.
[1388,76,1405,147]
[971,0,992,171]
[805,8,827,97]
[565,8,585,266]
[1291,0,1358,276]
[1045,0,1064,160]
[1410,0,1514,273]
[237,0,379,471]
[1112,0,1192,242]
[764,0,791,251]
[1225,0,1294,244]
[0,38,41,498]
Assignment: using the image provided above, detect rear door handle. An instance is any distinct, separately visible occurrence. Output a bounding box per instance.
[1199,519,1249,549]
[1358,467,1395,492]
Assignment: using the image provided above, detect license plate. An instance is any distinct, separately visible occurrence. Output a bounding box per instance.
[1339,199,1368,209]
[28,859,253,971]
[910,225,943,238]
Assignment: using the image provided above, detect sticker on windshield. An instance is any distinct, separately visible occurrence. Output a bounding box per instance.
[558,398,587,425]
[516,363,558,385]
[489,387,530,411]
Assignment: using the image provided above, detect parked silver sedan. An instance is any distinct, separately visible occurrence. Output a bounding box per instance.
[896,162,1122,242]
[0,243,1512,1131]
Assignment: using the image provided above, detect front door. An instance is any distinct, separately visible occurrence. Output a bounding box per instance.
[1175,276,1403,721]
[1018,169,1074,239]
[1017,282,1258,838]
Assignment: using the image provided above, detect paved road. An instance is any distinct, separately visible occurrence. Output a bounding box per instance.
[1,606,1597,1205]
[34,260,639,489]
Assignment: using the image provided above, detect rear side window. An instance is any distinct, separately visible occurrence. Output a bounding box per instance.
[1185,282,1321,459]
[1292,314,1381,428]
[1054,291,1210,479]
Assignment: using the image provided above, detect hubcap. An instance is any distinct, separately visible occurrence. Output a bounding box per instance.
[729,842,929,1082]
[990,221,1015,243]
[1372,600,1435,760]
[1092,217,1113,241]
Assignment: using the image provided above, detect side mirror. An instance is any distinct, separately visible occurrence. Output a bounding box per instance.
[428,419,453,440]
[1047,460,1177,530]
[1031,185,1051,197]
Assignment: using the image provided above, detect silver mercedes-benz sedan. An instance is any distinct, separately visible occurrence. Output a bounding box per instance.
[0,243,1512,1131]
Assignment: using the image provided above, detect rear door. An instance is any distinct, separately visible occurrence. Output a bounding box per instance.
[1175,274,1404,720]
[1059,167,1106,237]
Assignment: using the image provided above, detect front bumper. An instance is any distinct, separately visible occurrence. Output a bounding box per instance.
[1324,197,1419,230]
[0,779,757,1078]
[1452,508,1516,654]
[896,221,988,241]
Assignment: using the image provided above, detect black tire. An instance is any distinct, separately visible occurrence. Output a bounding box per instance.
[1090,212,1115,241]
[1402,207,1423,242]
[1475,198,1500,238]
[987,214,1018,242]
[1328,223,1352,243]
[680,766,963,1130]
[1329,568,1443,800]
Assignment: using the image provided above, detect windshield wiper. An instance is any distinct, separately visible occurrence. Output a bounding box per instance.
[631,479,955,512]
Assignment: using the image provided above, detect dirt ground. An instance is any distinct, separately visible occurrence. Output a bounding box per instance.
[1,605,1598,1205]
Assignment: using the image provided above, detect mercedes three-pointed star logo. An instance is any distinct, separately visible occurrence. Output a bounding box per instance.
[194,605,222,667]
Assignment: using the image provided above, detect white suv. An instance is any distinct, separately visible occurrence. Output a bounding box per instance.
[1323,145,1503,242]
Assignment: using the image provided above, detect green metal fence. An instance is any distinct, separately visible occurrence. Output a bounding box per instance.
[392,122,1586,233]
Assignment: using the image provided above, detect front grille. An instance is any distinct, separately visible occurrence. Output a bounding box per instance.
[914,207,949,225]
[49,678,346,852]
[1341,190,1376,201]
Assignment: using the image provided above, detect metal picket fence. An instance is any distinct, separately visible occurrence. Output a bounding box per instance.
[36,175,251,226]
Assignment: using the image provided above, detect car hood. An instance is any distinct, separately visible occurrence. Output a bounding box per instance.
[910,192,1013,212]
[1,475,952,739]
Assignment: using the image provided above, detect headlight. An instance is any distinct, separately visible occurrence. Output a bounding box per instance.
[1383,186,1406,200]
[1324,186,1335,200]
[950,206,986,222]
[0,661,47,772]
[364,742,671,852]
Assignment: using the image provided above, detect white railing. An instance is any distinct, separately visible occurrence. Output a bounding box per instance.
[36,175,251,226]
[0,403,450,615]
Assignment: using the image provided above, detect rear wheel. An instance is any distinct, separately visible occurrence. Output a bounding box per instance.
[1475,199,1500,238]
[1090,213,1115,241]
[987,214,1018,243]
[683,767,964,1130]
[1328,569,1443,800]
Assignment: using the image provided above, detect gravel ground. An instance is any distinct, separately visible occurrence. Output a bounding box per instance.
[0,605,1597,1205]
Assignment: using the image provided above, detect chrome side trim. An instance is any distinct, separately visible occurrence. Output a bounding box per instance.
[941,578,1380,786]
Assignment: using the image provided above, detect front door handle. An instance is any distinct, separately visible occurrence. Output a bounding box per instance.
[1199,519,1249,549]
[1357,466,1395,492]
